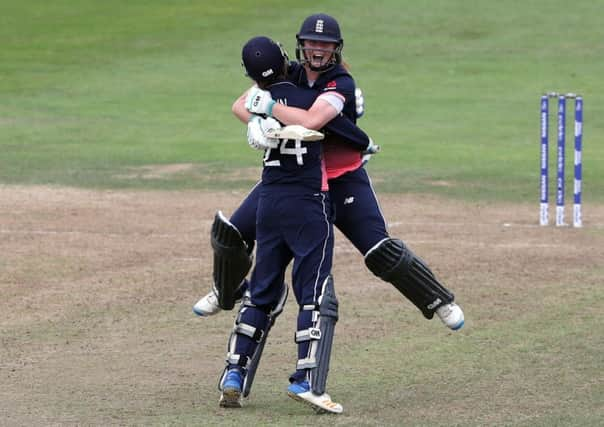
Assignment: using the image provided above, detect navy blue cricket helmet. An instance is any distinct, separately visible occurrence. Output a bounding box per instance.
[241,36,288,84]
[295,13,343,71]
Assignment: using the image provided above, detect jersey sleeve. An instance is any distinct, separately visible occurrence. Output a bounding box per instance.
[320,74,355,102]
[317,92,345,114]
[323,114,370,150]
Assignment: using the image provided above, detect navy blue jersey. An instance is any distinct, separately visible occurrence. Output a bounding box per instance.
[288,62,357,124]
[288,62,366,178]
[262,81,325,192]
[323,114,370,150]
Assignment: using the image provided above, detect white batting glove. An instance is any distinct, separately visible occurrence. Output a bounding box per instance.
[247,116,280,150]
[363,138,380,155]
[361,138,380,165]
[245,87,277,116]
[355,87,365,118]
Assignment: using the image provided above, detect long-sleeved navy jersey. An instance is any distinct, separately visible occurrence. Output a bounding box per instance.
[288,62,357,125]
[288,62,366,179]
[261,81,324,191]
[262,79,370,191]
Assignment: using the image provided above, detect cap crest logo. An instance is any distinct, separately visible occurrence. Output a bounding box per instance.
[315,19,324,33]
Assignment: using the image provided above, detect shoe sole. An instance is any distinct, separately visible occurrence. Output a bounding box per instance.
[193,307,219,317]
[450,320,464,330]
[219,388,242,408]
[288,391,327,414]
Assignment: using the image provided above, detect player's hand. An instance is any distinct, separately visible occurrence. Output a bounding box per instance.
[363,138,380,155]
[355,87,365,118]
[245,87,276,116]
[247,116,280,150]
[361,138,380,165]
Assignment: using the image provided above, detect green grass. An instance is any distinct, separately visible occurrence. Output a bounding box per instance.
[2,0,603,201]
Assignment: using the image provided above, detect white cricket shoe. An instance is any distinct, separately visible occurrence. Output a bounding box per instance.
[436,303,464,330]
[287,381,343,414]
[192,291,222,317]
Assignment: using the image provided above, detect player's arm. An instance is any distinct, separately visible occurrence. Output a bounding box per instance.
[245,87,344,130]
[245,86,375,151]
[271,93,343,130]
[324,114,370,150]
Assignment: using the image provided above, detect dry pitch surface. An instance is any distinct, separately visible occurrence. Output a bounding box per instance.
[2,186,603,425]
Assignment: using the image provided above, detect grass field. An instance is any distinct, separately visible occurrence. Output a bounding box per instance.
[2,1,603,426]
[2,0,603,199]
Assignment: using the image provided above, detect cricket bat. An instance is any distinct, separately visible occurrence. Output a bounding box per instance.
[264,125,324,141]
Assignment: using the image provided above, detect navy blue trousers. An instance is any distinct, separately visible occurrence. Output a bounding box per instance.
[230,188,334,379]
[251,188,333,309]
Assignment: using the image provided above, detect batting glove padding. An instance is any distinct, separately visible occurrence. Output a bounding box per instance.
[247,116,280,150]
[245,87,276,116]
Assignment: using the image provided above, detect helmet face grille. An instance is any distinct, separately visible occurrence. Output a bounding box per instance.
[295,43,341,72]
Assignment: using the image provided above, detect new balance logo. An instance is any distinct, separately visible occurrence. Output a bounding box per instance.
[427,298,442,310]
[344,197,354,205]
[315,19,324,33]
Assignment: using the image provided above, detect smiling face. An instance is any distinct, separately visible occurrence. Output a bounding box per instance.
[301,39,338,70]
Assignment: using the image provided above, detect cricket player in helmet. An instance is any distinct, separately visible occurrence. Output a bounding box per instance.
[295,13,344,72]
[217,35,354,414]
